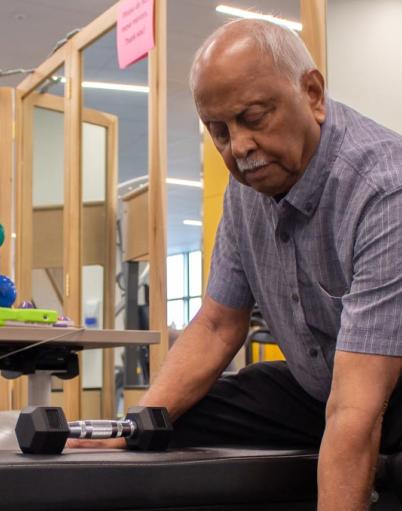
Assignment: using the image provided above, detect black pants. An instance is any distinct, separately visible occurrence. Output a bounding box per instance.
[170,361,402,454]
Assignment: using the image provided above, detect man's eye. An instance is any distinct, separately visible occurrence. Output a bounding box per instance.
[243,113,265,126]
[209,123,229,142]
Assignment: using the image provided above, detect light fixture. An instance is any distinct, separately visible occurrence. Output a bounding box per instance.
[215,5,302,32]
[56,76,149,93]
[166,178,203,188]
[117,176,148,189]
[183,220,202,226]
[117,176,203,193]
[82,81,149,93]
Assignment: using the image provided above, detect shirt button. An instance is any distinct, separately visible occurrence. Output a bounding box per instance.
[291,293,299,303]
[280,231,290,242]
[309,348,319,358]
[305,202,313,213]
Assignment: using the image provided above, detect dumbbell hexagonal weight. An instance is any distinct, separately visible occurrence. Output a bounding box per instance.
[15,405,173,454]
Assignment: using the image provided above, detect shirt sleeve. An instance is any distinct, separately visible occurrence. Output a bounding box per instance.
[206,181,255,310]
[337,187,402,356]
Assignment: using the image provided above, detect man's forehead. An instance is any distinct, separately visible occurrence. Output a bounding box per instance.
[202,32,256,64]
[193,54,278,115]
[196,32,264,78]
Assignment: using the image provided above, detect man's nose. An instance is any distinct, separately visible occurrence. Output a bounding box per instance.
[229,127,257,160]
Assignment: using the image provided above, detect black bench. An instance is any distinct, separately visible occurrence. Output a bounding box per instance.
[1,447,402,510]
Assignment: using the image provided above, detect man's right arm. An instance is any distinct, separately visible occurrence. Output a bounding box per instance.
[139,294,251,420]
[68,294,250,448]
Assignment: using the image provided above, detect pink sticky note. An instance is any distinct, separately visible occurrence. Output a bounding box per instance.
[117,0,155,69]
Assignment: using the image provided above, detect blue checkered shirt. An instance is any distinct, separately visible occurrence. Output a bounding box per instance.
[207,98,402,402]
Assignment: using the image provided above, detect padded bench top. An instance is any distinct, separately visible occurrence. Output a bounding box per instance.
[0,447,401,511]
[0,447,318,511]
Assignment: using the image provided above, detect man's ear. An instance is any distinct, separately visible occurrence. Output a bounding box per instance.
[301,69,326,124]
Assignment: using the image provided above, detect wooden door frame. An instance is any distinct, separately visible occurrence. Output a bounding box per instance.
[300,0,327,79]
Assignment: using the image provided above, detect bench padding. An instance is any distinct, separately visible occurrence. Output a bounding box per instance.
[0,447,401,510]
[0,447,318,510]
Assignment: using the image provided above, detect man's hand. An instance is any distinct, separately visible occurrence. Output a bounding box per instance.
[67,294,250,450]
[318,350,402,510]
[67,438,127,449]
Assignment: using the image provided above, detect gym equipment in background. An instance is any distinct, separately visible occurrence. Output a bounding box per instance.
[0,275,17,308]
[0,307,58,327]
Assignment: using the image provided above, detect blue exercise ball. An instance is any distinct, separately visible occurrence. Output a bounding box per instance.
[0,275,17,307]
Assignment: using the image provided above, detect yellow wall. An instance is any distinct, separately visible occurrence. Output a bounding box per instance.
[202,131,228,290]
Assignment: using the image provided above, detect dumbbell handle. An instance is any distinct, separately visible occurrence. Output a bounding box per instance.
[68,419,137,440]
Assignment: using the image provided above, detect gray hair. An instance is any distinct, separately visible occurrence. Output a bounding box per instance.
[189,19,316,92]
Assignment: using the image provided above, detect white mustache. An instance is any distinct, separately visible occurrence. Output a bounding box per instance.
[236,158,271,173]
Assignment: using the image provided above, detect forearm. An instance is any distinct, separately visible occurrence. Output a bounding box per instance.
[139,315,244,421]
[318,411,382,511]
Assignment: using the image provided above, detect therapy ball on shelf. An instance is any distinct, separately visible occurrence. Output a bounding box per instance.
[0,275,17,307]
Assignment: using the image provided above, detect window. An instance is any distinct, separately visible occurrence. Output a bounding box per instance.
[167,250,202,329]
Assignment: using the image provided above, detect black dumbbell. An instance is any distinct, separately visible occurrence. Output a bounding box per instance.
[15,405,172,454]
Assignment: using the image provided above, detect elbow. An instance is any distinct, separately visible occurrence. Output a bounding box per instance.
[325,398,384,450]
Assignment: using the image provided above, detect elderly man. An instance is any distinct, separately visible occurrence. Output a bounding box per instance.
[77,19,402,510]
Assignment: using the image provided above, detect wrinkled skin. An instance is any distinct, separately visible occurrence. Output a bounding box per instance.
[193,29,326,197]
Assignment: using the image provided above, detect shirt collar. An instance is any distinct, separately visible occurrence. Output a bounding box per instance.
[280,97,347,217]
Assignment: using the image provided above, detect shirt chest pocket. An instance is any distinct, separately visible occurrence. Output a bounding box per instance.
[302,282,343,340]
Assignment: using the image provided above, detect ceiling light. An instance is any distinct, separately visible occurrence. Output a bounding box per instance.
[56,77,149,93]
[183,220,202,226]
[216,5,302,32]
[166,178,203,188]
[117,176,148,189]
[82,81,149,93]
[117,176,203,192]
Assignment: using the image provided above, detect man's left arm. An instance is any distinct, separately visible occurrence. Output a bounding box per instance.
[318,350,402,510]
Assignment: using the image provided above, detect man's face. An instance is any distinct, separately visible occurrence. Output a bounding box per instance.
[194,40,325,196]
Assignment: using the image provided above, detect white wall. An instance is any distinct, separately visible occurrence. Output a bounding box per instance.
[33,108,64,206]
[82,123,106,202]
[33,113,106,206]
[327,0,402,135]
